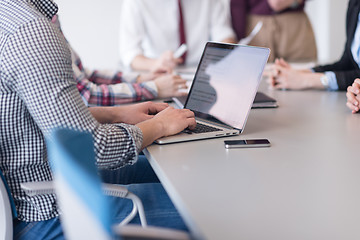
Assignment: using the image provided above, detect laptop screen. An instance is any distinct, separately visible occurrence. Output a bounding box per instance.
[184,42,269,130]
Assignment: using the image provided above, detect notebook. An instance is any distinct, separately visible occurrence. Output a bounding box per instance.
[251,92,278,108]
[155,42,270,144]
[173,91,278,109]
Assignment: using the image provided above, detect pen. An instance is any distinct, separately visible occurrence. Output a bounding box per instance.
[173,44,188,58]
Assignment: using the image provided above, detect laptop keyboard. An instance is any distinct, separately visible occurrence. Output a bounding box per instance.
[183,122,223,134]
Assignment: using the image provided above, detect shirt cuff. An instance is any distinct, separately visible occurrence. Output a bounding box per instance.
[142,81,158,97]
[120,124,143,153]
[310,69,339,91]
[324,71,339,91]
[121,49,143,70]
[122,72,140,83]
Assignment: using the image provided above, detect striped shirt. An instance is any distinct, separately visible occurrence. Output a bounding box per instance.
[0,0,142,222]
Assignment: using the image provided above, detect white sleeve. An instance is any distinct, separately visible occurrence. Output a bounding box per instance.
[118,0,146,68]
[209,0,236,42]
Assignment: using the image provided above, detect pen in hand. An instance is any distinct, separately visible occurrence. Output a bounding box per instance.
[174,44,188,59]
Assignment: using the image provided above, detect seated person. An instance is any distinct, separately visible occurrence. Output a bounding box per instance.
[72,46,188,106]
[52,16,187,106]
[119,0,236,72]
[268,0,360,91]
[0,1,196,239]
[231,0,317,62]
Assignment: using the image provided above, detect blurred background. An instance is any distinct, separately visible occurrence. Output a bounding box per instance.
[56,0,348,70]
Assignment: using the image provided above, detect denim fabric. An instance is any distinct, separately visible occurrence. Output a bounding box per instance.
[13,156,187,239]
[14,217,63,240]
[99,155,160,184]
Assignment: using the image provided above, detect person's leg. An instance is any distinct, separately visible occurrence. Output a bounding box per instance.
[99,155,159,184]
[13,217,64,240]
[13,184,187,238]
[109,183,188,231]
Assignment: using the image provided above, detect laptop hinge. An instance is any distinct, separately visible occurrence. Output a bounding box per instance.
[196,117,241,131]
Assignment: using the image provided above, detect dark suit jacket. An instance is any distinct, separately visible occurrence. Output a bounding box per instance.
[313,0,360,90]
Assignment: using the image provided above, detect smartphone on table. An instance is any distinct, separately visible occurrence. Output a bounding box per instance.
[224,139,270,149]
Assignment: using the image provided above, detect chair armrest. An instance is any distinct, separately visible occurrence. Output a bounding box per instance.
[20,182,129,197]
[20,181,55,196]
[20,181,147,227]
[102,183,128,198]
[102,183,147,227]
[113,224,190,240]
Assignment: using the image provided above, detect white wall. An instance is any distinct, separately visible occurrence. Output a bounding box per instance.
[305,0,348,64]
[56,0,349,70]
[56,0,123,70]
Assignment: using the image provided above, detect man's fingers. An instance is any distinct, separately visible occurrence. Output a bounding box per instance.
[175,57,183,64]
[273,81,287,90]
[346,101,359,113]
[147,102,169,114]
[279,58,290,68]
[346,91,358,106]
[187,118,197,130]
[182,108,195,118]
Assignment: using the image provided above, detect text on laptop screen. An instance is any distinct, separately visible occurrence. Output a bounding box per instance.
[185,44,269,130]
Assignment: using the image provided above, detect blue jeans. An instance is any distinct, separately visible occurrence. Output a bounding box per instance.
[13,156,188,240]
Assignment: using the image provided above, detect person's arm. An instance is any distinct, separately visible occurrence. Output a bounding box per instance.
[269,66,325,90]
[72,43,186,104]
[312,51,360,91]
[136,107,196,149]
[118,0,146,69]
[76,76,158,106]
[268,58,339,91]
[90,103,196,150]
[89,102,168,124]
[210,0,237,43]
[230,0,248,40]
[267,0,304,12]
[10,19,144,169]
[131,51,183,73]
[77,72,187,106]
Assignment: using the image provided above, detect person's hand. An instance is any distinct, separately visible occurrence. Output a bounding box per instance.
[268,64,306,90]
[136,106,196,148]
[346,79,360,113]
[154,74,188,98]
[113,102,169,125]
[151,51,183,73]
[275,58,291,69]
[137,72,160,83]
[137,68,170,83]
[268,63,324,90]
[151,106,196,137]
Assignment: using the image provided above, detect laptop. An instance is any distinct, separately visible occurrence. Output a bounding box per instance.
[155,42,270,144]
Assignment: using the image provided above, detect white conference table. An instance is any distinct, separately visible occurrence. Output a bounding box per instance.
[144,83,360,240]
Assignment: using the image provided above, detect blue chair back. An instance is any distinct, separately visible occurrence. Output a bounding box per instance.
[0,169,17,218]
[47,128,114,240]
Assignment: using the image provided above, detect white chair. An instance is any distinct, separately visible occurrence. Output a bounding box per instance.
[19,128,190,240]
